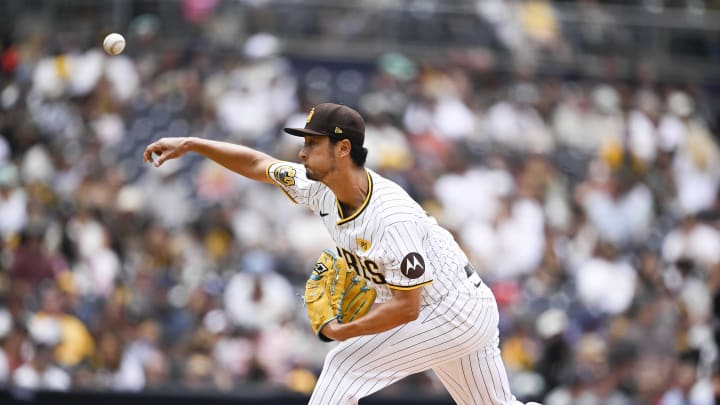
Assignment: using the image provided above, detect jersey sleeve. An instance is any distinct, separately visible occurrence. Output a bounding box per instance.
[265,161,322,211]
[380,221,434,290]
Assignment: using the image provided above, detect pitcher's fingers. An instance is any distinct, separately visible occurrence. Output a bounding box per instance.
[144,143,161,163]
[143,147,154,163]
[155,152,169,167]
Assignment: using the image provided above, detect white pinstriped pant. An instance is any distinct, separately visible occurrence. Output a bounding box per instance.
[309,284,520,405]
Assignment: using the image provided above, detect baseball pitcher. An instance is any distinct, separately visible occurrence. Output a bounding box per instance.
[144,103,540,405]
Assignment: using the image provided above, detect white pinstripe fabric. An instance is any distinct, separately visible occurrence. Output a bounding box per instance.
[433,338,518,405]
[266,161,521,404]
[266,162,478,304]
[308,285,519,405]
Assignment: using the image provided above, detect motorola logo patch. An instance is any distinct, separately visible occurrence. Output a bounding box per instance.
[400,252,425,279]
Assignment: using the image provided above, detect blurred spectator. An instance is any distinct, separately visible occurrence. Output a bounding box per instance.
[659,349,714,405]
[628,89,663,166]
[34,285,95,369]
[126,319,166,390]
[223,251,295,332]
[92,330,145,391]
[0,163,26,239]
[0,309,13,383]
[552,83,596,153]
[573,0,627,55]
[663,215,720,274]
[463,193,546,280]
[9,227,57,292]
[142,350,171,390]
[575,241,637,316]
[363,114,414,171]
[577,164,654,247]
[659,90,694,153]
[404,67,478,141]
[590,85,626,161]
[137,161,197,229]
[213,33,297,142]
[476,0,526,58]
[12,316,71,391]
[518,0,564,55]
[440,155,514,234]
[181,352,214,390]
[485,82,554,153]
[670,108,720,215]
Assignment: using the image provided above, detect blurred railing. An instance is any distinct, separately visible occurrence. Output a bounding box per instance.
[2,0,719,80]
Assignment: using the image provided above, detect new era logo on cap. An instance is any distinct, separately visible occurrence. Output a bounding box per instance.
[284,103,365,146]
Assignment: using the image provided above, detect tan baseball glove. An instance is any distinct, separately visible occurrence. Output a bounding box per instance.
[304,249,376,341]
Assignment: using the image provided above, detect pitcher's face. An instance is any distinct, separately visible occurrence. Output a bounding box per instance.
[299,135,336,182]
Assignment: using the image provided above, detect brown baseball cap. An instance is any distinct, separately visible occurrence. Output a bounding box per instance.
[284,103,365,145]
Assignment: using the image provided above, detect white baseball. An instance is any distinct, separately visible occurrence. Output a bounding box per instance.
[103,33,126,56]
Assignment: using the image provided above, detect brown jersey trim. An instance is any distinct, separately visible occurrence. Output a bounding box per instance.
[337,170,373,225]
[386,280,434,290]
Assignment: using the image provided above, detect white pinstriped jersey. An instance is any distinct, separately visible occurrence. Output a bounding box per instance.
[266,161,481,305]
[266,161,524,405]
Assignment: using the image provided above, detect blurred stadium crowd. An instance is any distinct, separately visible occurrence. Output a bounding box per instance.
[1,0,720,404]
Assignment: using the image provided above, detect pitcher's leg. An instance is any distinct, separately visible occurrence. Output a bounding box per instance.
[308,298,495,405]
[433,336,519,405]
[308,325,415,405]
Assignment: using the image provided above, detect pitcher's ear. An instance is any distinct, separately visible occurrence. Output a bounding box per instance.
[337,138,352,157]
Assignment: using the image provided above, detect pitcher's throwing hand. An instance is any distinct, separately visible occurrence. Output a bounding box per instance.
[143,137,190,167]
